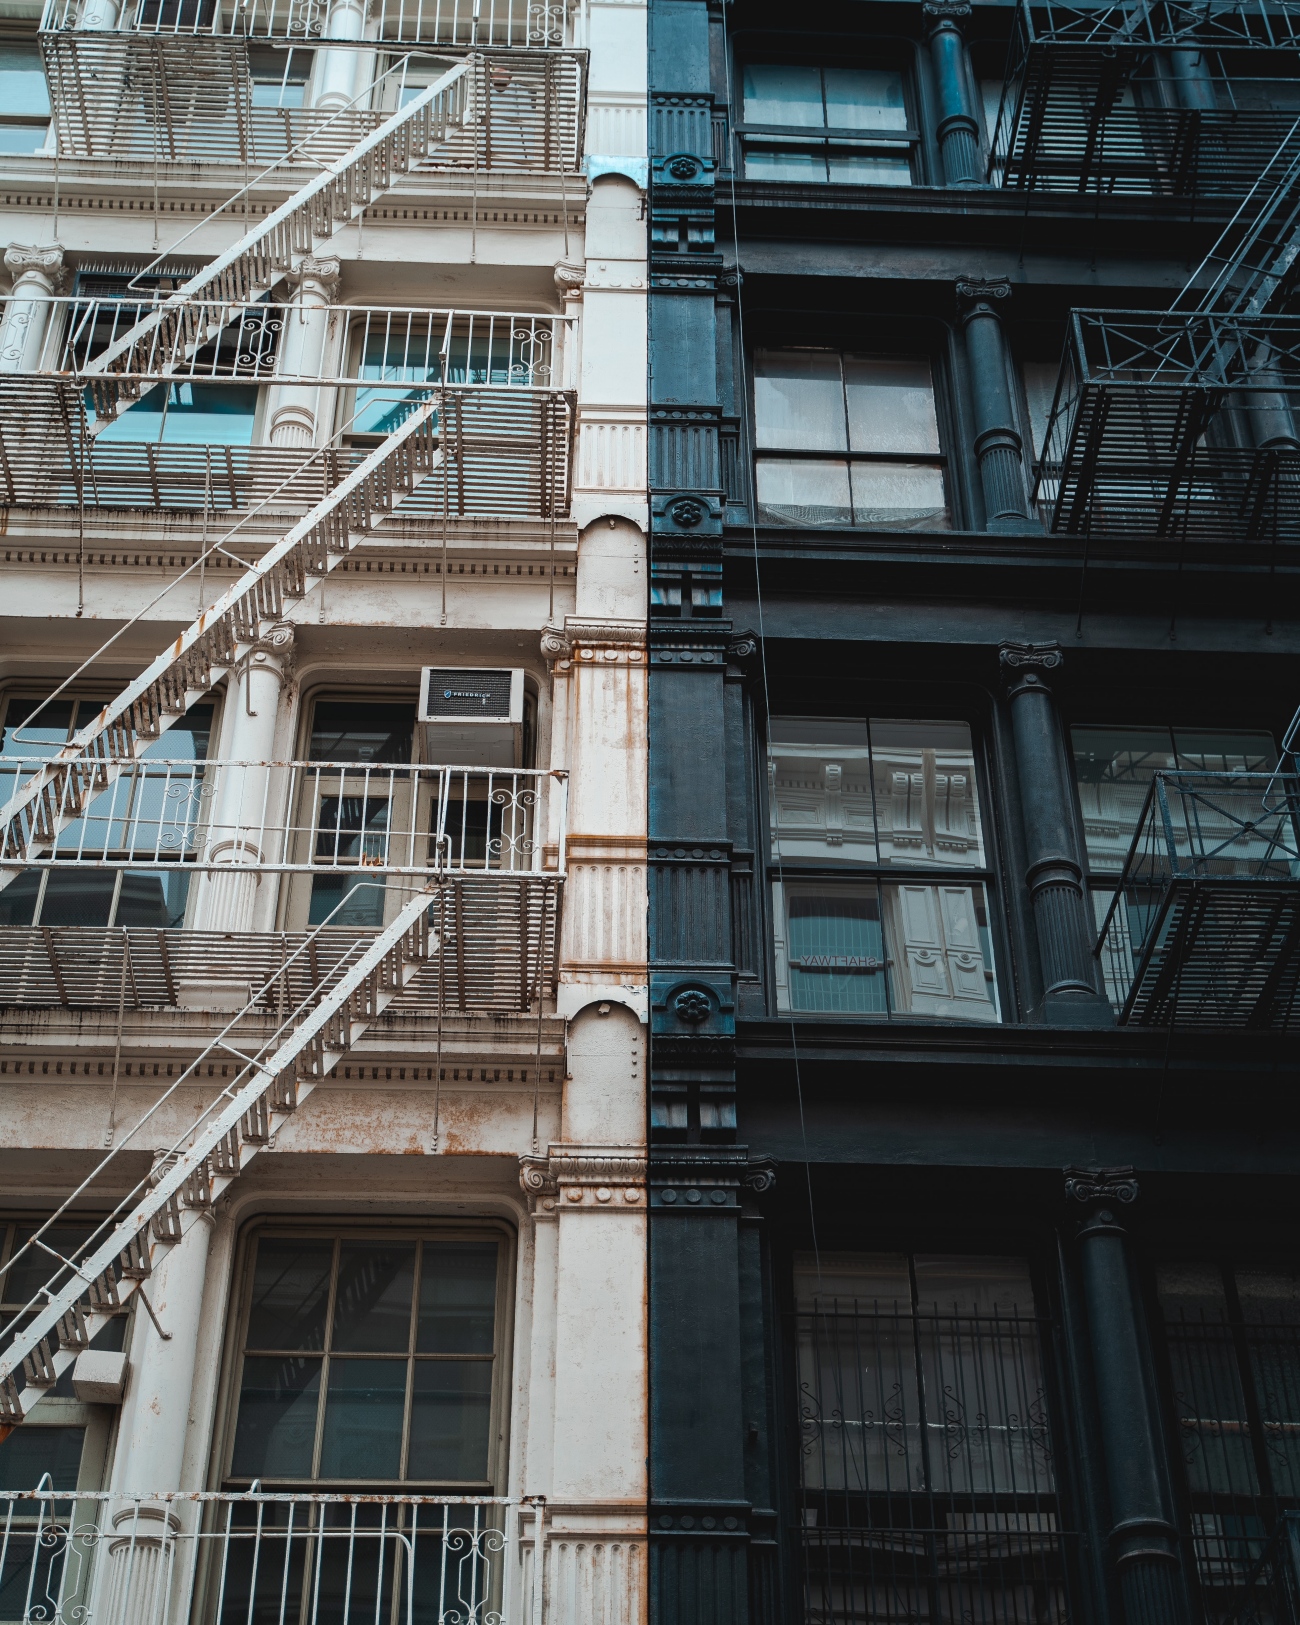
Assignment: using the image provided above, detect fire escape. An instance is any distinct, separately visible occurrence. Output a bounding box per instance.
[0,2,579,1438]
[990,0,1300,197]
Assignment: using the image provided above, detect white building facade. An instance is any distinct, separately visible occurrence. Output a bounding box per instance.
[0,0,649,1616]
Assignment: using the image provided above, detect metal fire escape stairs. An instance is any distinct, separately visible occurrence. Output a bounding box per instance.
[0,61,479,886]
[0,876,445,1438]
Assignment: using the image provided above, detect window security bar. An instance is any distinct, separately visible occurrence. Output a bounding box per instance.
[989,0,1300,196]
[39,41,587,177]
[0,1488,531,1625]
[1032,310,1300,548]
[10,300,570,388]
[42,0,571,48]
[1093,771,1300,1026]
[0,759,567,877]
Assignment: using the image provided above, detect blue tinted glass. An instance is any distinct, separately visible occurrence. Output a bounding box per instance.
[308,873,387,927]
[0,45,50,117]
[114,870,191,928]
[95,384,257,446]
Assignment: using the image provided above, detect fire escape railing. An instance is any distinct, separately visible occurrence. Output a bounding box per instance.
[1094,770,1300,1026]
[989,0,1300,197]
[1032,309,1300,547]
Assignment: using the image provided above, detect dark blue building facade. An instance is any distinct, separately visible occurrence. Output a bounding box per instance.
[646,2,1300,1622]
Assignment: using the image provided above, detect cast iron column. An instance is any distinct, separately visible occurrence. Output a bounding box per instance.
[1066,1168,1188,1625]
[925,1,982,186]
[1000,641,1113,1024]
[958,278,1038,533]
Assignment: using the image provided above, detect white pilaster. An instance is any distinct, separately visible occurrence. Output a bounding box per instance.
[311,0,366,110]
[264,256,342,448]
[0,245,64,375]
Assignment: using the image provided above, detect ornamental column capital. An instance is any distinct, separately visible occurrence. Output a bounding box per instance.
[999,640,1063,697]
[4,244,65,293]
[285,255,342,304]
[519,1144,648,1216]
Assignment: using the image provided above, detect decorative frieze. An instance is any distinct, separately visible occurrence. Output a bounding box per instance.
[519,1143,648,1214]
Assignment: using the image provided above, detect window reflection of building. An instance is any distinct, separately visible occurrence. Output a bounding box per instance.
[768,717,998,1020]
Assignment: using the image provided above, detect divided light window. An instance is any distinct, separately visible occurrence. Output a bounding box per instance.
[741,63,915,185]
[768,717,999,1021]
[753,349,950,532]
[795,1253,1074,1625]
[0,692,213,930]
[226,1230,505,1488]
[0,37,50,155]
[1154,1259,1300,1614]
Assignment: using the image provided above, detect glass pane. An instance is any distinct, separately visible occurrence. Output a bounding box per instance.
[743,63,824,128]
[141,702,214,762]
[1,697,75,756]
[868,720,985,867]
[1071,726,1177,873]
[36,870,116,927]
[845,356,940,455]
[308,702,415,764]
[1158,1264,1258,1498]
[1022,360,1060,459]
[3,1225,96,1309]
[913,1256,1036,1315]
[753,351,846,450]
[114,870,191,928]
[786,887,887,1014]
[315,797,392,863]
[354,324,443,434]
[744,144,827,183]
[0,123,49,153]
[755,458,852,527]
[827,149,911,185]
[824,68,908,131]
[230,1357,322,1478]
[246,1238,334,1350]
[0,1427,84,1491]
[1173,730,1276,774]
[849,461,948,529]
[0,870,41,926]
[0,45,50,117]
[882,882,999,1022]
[767,718,876,865]
[794,1251,911,1311]
[308,873,388,928]
[407,1361,493,1481]
[332,1244,417,1353]
[95,384,258,446]
[318,1359,406,1479]
[417,1243,498,1354]
[1236,1269,1300,1498]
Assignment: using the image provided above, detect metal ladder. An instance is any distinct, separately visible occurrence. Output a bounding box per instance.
[78,58,471,428]
[0,392,441,890]
[0,878,444,1437]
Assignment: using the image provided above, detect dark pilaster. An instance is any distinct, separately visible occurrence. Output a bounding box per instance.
[925,1,981,186]
[1065,1169,1188,1625]
[999,641,1113,1024]
[957,278,1038,533]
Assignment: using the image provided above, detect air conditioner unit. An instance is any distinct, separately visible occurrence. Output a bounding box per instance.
[418,667,525,767]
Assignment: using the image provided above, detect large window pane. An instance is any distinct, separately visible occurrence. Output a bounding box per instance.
[114,870,191,928]
[767,718,876,865]
[824,67,907,131]
[0,43,50,117]
[754,350,847,451]
[418,1243,499,1354]
[246,1238,334,1351]
[308,873,388,927]
[319,1360,406,1480]
[870,720,985,867]
[407,1363,493,1481]
[844,356,940,454]
[743,63,824,127]
[314,796,392,863]
[827,149,911,184]
[745,144,829,182]
[848,461,948,529]
[96,383,258,446]
[332,1244,417,1353]
[755,458,852,526]
[785,888,887,1014]
[883,882,998,1021]
[0,1427,84,1492]
[231,1357,322,1478]
[308,702,415,764]
[36,870,117,927]
[1072,727,1178,873]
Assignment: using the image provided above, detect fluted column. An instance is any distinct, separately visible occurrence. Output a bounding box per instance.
[958,278,1037,533]
[1000,641,1113,1024]
[926,2,981,186]
[189,624,294,935]
[94,1156,214,1625]
[264,256,342,448]
[311,0,366,110]
[1066,1169,1188,1625]
[0,245,64,375]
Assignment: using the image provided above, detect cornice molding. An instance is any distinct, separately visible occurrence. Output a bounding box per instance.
[519,1143,648,1215]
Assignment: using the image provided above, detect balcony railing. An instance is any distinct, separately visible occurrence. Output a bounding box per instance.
[989,0,1300,197]
[1094,771,1300,1026]
[42,0,568,47]
[1216,1511,1300,1625]
[37,42,586,171]
[0,1489,528,1625]
[1033,310,1300,549]
[0,760,565,1011]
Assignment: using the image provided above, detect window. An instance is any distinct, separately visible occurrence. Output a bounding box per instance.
[753,349,950,531]
[225,1229,506,1487]
[768,717,999,1020]
[248,45,313,108]
[1154,1259,1300,1613]
[740,63,915,185]
[0,693,213,929]
[95,382,259,446]
[0,38,50,155]
[795,1252,1073,1625]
